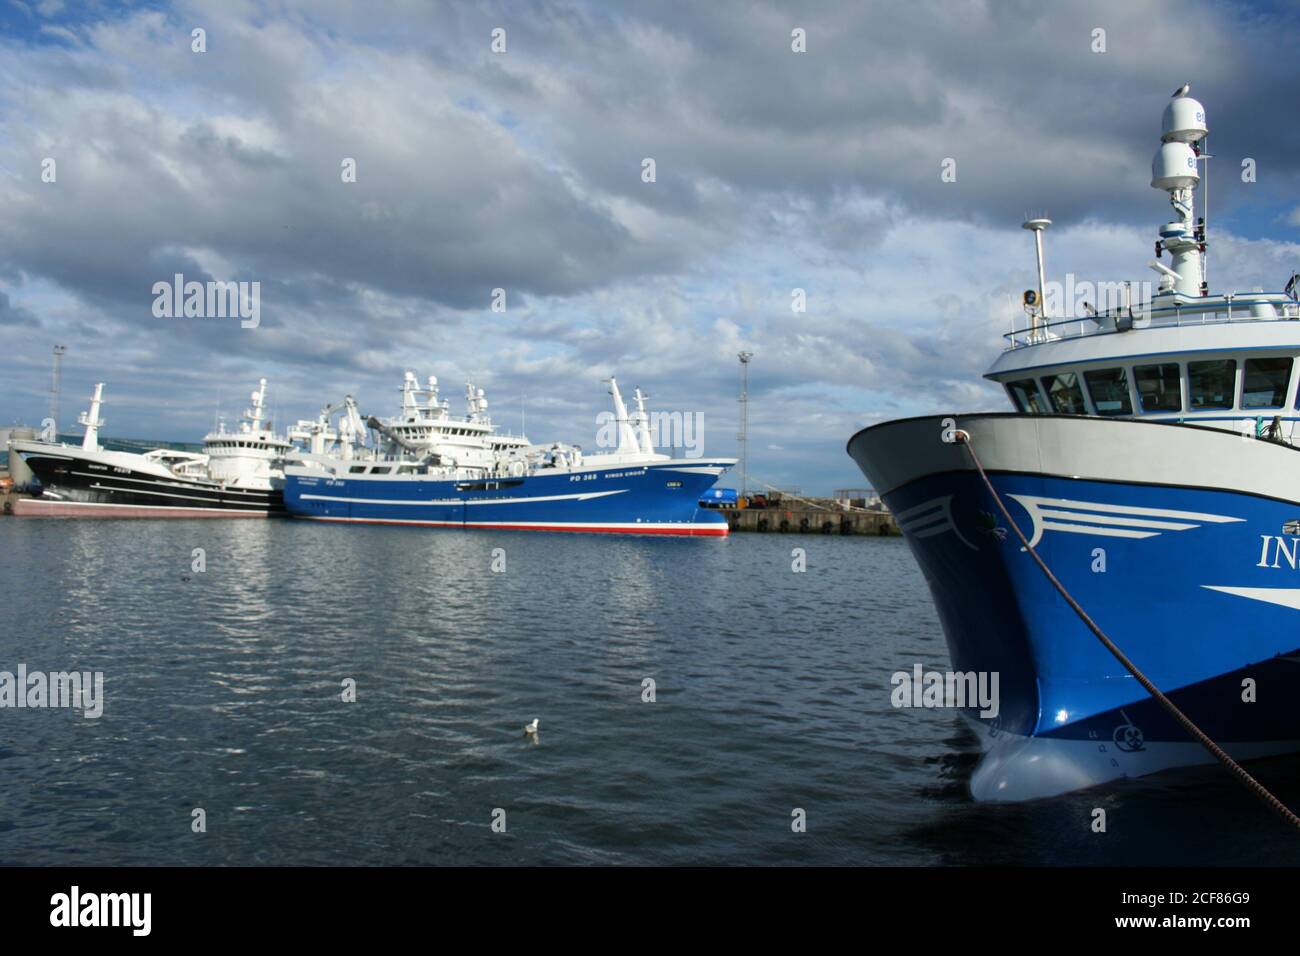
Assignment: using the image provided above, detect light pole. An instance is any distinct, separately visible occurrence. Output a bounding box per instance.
[50,344,67,435]
[737,351,753,495]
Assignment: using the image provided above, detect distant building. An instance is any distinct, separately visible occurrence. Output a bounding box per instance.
[833,487,882,510]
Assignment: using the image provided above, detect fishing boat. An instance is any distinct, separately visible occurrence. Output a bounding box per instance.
[12,379,289,517]
[282,373,735,535]
[848,88,1300,800]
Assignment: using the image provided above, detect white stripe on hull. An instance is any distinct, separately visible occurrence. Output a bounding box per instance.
[69,470,271,498]
[80,481,273,505]
[1006,493,1244,548]
[299,489,626,506]
[656,465,731,476]
[1202,586,1300,612]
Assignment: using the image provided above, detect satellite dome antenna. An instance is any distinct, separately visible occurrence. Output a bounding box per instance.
[1152,85,1209,296]
[1022,216,1051,333]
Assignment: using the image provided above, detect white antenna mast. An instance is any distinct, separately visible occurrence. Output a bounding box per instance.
[1022,218,1051,332]
[1198,137,1211,293]
[78,383,106,452]
[1151,85,1208,297]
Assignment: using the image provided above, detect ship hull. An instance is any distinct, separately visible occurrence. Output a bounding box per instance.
[847,413,1300,800]
[17,445,283,517]
[283,460,732,536]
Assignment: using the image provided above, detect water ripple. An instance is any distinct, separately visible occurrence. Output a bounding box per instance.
[2,522,1297,864]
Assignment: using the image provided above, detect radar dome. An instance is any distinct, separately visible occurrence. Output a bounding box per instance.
[1161,96,1207,143]
[1151,141,1199,189]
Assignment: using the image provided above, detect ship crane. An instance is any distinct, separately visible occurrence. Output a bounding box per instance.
[320,395,367,455]
[290,395,369,458]
[365,415,443,465]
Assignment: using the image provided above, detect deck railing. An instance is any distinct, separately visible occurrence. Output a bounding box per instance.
[1003,293,1300,350]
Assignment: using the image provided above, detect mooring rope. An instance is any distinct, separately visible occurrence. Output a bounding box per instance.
[743,474,833,512]
[954,429,1300,830]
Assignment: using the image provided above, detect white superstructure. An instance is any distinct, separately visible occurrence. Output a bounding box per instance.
[299,371,700,483]
[202,378,293,488]
[988,88,1300,443]
[368,372,532,472]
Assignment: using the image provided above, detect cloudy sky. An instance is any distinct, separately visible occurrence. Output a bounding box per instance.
[2,0,1298,493]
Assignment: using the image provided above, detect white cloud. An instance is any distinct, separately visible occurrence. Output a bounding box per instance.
[1,0,1298,493]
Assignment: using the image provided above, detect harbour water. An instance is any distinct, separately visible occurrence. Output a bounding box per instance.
[2,519,1298,866]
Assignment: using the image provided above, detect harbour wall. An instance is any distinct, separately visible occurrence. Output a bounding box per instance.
[724,506,898,536]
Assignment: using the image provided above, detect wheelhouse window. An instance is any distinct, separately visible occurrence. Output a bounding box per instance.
[1040,372,1087,414]
[1006,379,1047,414]
[1188,360,1235,409]
[1082,367,1132,416]
[1243,357,1292,408]
[1134,363,1182,413]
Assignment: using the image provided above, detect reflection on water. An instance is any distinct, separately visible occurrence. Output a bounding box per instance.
[1,519,1297,865]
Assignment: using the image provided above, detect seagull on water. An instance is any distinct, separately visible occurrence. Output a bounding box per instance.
[524,719,539,736]
[1172,83,1190,98]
